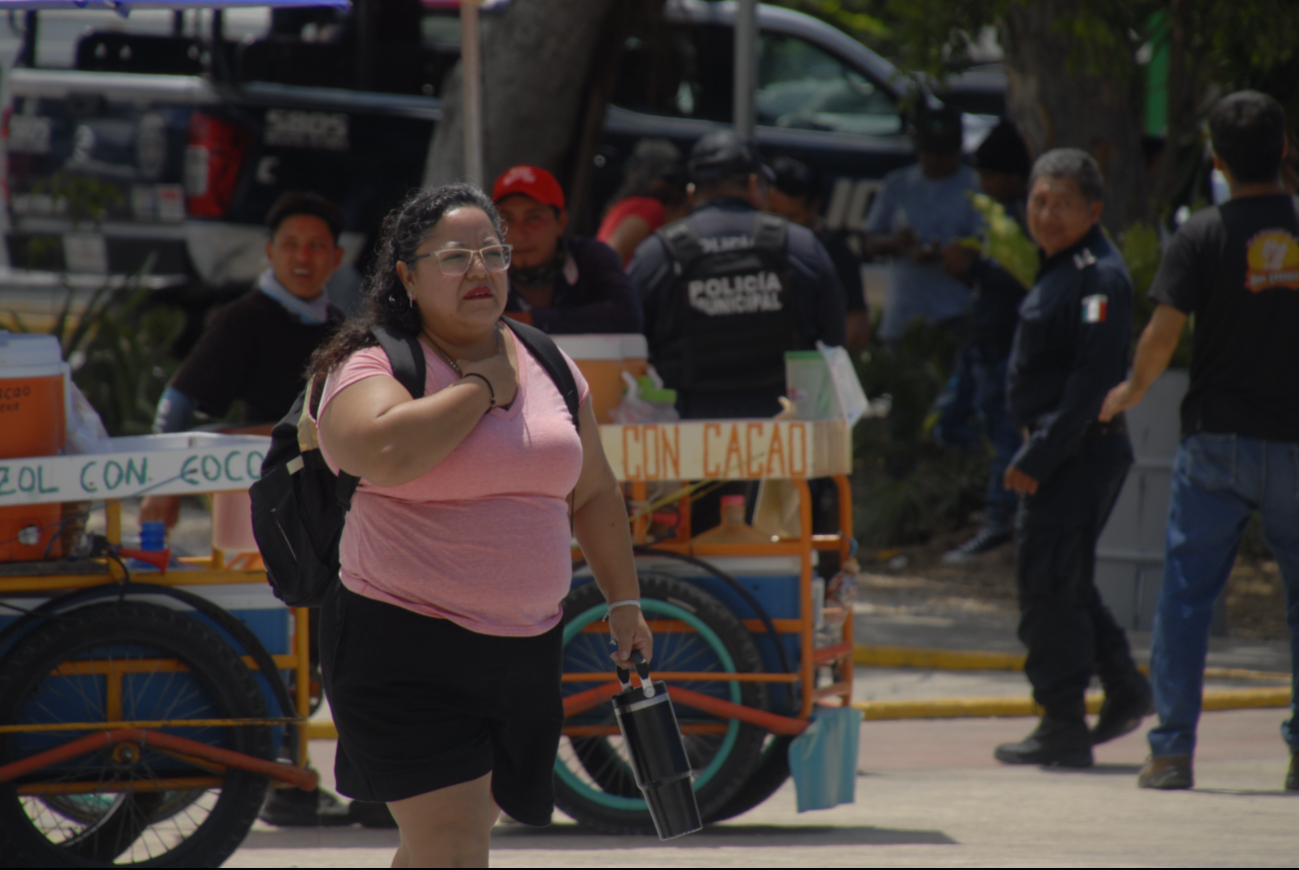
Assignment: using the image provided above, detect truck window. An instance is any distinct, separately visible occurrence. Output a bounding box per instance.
[756,32,900,135]
[18,8,268,71]
[613,22,734,123]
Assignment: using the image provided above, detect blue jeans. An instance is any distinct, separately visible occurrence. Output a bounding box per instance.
[1148,433,1299,758]
[932,344,1022,528]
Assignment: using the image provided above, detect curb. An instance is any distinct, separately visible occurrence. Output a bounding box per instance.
[853,643,1291,682]
[851,687,1291,721]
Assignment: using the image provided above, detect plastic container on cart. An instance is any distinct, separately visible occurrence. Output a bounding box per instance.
[552,334,649,423]
[212,491,259,552]
[691,495,771,545]
[0,333,68,562]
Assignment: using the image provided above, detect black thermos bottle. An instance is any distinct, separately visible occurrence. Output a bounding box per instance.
[611,651,703,840]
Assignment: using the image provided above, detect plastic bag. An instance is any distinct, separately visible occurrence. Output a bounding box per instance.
[63,378,110,455]
[611,369,680,424]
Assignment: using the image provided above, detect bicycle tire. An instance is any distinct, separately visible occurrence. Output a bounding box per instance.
[0,602,273,868]
[554,573,767,835]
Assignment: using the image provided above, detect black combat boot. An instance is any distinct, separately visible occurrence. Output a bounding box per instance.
[1092,671,1154,746]
[995,705,1093,767]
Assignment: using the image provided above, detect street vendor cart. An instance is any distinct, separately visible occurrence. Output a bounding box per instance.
[556,416,857,833]
[0,431,315,868]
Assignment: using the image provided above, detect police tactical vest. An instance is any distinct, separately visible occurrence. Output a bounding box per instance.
[657,212,800,393]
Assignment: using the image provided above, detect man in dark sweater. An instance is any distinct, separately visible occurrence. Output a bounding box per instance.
[141,192,355,827]
[491,164,642,334]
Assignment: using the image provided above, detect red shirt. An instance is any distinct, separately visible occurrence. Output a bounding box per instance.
[597,196,667,264]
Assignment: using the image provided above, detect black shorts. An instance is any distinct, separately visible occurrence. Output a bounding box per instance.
[318,582,565,825]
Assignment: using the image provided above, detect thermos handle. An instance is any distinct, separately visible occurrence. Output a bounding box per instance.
[616,650,655,697]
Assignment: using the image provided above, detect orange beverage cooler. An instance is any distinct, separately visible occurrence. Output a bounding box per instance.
[551,334,649,423]
[0,332,67,561]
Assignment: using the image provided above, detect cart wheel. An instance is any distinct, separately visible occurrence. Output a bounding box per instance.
[555,573,768,834]
[0,602,273,868]
[704,735,792,822]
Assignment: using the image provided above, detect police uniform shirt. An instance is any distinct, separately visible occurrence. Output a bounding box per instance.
[1149,194,1299,442]
[1007,224,1133,483]
[628,196,847,419]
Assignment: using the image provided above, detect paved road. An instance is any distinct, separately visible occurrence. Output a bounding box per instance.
[226,707,1296,868]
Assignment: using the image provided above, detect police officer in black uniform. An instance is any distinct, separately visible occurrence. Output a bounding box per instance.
[629,130,846,419]
[994,149,1152,767]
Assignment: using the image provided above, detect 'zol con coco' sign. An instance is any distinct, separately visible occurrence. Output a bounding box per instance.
[0,435,268,508]
[600,420,850,482]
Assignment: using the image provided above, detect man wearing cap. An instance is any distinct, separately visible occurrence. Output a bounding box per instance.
[628,130,846,419]
[933,119,1033,562]
[864,103,981,347]
[491,164,642,334]
[767,155,871,351]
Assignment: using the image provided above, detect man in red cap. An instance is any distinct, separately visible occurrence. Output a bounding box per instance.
[492,164,642,333]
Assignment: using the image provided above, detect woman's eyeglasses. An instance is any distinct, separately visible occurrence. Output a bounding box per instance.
[407,245,512,276]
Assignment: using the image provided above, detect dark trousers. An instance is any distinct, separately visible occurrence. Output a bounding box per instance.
[1015,433,1138,717]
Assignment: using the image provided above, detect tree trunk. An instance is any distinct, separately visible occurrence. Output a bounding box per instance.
[1000,0,1149,232]
[424,0,627,214]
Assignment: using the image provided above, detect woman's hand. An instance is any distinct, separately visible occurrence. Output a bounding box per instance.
[608,605,653,669]
[458,350,518,407]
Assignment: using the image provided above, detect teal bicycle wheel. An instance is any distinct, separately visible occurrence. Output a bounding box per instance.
[554,573,768,834]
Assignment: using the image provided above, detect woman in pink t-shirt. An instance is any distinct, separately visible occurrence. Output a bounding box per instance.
[308,185,652,866]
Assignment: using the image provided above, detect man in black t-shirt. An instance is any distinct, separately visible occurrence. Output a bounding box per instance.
[1101,91,1299,792]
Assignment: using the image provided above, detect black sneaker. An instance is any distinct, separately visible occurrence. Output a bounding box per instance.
[259,786,355,827]
[943,526,1012,564]
[994,716,1094,767]
[349,800,399,828]
[1092,673,1154,746]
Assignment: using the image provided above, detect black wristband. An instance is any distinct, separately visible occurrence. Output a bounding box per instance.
[462,372,496,407]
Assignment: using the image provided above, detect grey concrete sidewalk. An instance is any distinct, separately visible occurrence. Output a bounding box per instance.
[227,708,1297,867]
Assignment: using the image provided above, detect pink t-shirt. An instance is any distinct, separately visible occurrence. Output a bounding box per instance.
[318,332,589,636]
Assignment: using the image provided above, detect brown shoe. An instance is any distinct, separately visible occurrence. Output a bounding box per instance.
[1287,752,1298,791]
[1138,755,1193,790]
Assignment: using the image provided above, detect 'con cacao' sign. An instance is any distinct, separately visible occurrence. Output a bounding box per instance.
[600,420,850,482]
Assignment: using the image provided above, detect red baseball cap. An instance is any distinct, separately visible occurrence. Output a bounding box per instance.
[492,164,565,211]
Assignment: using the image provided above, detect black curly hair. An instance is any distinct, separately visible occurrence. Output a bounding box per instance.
[308,184,503,381]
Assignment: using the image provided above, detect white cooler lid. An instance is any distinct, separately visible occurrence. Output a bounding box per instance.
[552,334,648,361]
[0,332,64,378]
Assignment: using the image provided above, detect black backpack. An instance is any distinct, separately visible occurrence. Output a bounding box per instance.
[250,319,581,608]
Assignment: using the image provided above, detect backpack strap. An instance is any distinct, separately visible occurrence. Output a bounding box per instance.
[502,318,581,432]
[656,219,707,277]
[371,325,427,400]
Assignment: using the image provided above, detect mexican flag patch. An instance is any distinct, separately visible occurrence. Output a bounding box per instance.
[1082,294,1108,323]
